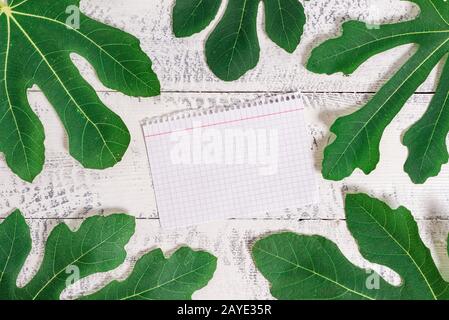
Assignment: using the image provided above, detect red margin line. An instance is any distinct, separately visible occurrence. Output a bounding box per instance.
[145,108,303,138]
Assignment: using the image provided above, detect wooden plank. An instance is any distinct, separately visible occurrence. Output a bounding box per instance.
[2,0,449,301]
[7,218,447,300]
[1,92,449,221]
[31,0,437,93]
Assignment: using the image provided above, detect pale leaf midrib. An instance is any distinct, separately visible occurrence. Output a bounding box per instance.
[428,0,449,26]
[179,0,205,31]
[10,0,31,10]
[327,38,449,176]
[254,246,375,300]
[3,14,32,179]
[11,10,157,93]
[30,219,132,300]
[418,81,449,171]
[356,204,439,300]
[226,0,248,79]
[120,259,215,300]
[276,0,290,49]
[316,29,449,64]
[0,214,19,288]
[9,14,118,164]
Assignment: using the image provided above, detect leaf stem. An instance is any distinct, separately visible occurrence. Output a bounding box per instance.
[0,2,11,17]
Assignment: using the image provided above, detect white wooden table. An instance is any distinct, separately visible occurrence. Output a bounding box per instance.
[1,0,448,299]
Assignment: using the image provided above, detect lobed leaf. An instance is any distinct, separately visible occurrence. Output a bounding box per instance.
[0,210,135,300]
[173,0,306,81]
[253,193,449,300]
[307,0,449,183]
[403,56,449,183]
[173,0,221,37]
[0,0,160,182]
[83,247,217,300]
[0,210,217,300]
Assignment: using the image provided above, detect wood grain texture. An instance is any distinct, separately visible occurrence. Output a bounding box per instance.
[0,0,448,299]
[9,218,449,300]
[68,0,437,93]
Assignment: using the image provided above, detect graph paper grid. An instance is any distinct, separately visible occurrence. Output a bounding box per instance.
[142,94,318,228]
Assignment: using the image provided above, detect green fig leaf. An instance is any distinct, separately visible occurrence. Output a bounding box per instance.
[253,193,449,300]
[0,210,217,300]
[307,0,449,183]
[82,247,217,300]
[173,0,306,81]
[0,0,160,182]
[0,210,135,300]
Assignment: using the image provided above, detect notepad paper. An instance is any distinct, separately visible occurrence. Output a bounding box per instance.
[142,94,318,228]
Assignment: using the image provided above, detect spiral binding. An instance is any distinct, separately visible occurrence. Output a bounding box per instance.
[143,92,302,126]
